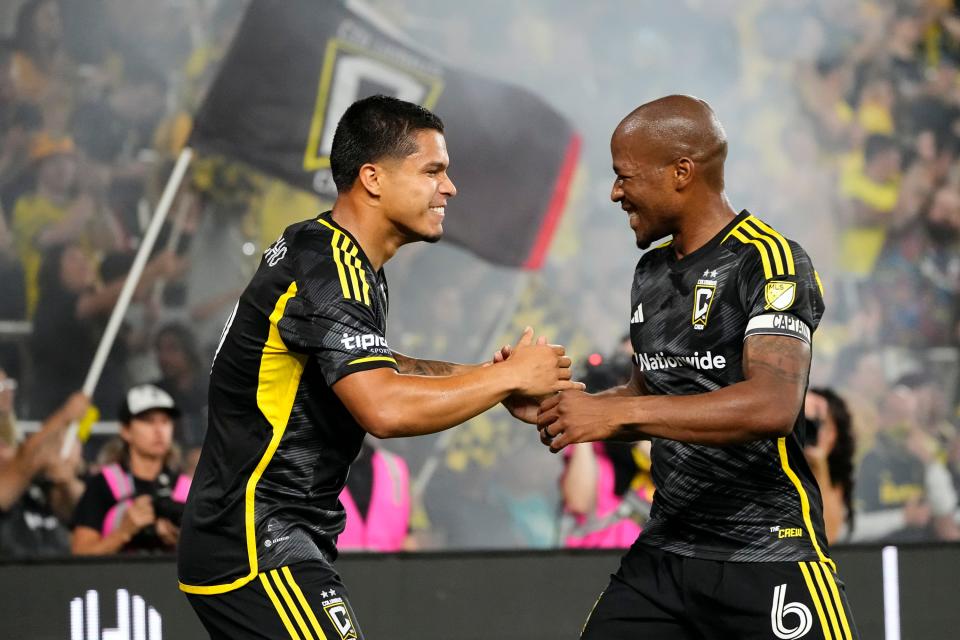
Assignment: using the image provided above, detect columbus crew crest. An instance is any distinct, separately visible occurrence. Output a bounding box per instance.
[692,269,719,330]
[323,599,358,639]
[764,281,796,311]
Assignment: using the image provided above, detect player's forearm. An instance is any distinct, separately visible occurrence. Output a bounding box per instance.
[393,352,476,376]
[608,378,803,445]
[356,364,518,437]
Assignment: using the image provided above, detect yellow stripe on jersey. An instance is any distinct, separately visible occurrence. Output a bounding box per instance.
[329,231,352,300]
[282,566,330,640]
[749,215,795,275]
[820,562,855,640]
[809,562,844,640]
[724,215,796,280]
[799,562,834,640]
[316,216,371,305]
[727,229,773,280]
[814,270,824,296]
[343,237,370,304]
[348,356,398,366]
[741,220,785,276]
[179,282,306,596]
[357,259,372,305]
[260,573,301,640]
[778,438,836,572]
[271,570,315,640]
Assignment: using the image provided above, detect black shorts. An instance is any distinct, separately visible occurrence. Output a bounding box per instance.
[581,543,859,640]
[185,562,363,640]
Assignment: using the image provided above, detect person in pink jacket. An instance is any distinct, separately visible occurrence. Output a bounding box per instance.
[560,355,653,548]
[338,442,410,551]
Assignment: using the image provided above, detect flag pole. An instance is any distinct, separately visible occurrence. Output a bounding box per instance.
[60,147,194,457]
[410,271,531,501]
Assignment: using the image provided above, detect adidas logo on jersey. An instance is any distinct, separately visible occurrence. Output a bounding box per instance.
[631,303,644,324]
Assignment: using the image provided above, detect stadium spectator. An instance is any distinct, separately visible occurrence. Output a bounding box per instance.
[853,377,960,542]
[10,0,72,110]
[71,383,189,555]
[878,184,960,344]
[29,243,180,418]
[0,195,24,318]
[560,354,653,548]
[0,379,87,558]
[10,134,98,317]
[0,42,43,213]
[837,134,903,279]
[832,345,886,456]
[337,441,411,552]
[803,387,857,544]
[152,322,207,462]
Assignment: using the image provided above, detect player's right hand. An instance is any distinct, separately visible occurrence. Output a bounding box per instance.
[504,327,582,397]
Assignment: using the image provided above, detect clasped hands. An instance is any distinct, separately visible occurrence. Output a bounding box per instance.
[494,328,615,452]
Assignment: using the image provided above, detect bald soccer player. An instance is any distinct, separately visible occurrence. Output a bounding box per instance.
[537,96,859,639]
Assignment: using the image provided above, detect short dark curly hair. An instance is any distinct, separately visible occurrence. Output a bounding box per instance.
[330,95,444,193]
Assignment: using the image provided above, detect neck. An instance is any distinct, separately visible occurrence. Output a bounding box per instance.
[331,196,403,271]
[671,191,738,259]
[128,450,163,480]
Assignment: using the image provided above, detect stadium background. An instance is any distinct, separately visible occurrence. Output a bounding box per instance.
[1,0,960,638]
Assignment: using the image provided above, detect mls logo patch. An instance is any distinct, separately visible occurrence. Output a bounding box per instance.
[324,601,358,639]
[692,283,716,330]
[765,281,796,311]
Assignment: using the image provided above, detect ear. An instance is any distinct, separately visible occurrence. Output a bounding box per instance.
[357,162,383,197]
[674,157,694,190]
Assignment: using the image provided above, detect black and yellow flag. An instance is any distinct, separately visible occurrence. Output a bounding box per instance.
[189,0,579,269]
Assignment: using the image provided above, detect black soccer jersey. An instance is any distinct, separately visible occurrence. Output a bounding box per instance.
[178,212,397,594]
[630,210,830,564]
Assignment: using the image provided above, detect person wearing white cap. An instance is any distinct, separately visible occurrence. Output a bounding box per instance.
[70,383,192,555]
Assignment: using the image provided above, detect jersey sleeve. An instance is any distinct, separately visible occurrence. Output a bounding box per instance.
[277,239,397,386]
[737,240,825,344]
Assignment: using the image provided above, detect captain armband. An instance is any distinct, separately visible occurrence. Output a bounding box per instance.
[743,313,811,344]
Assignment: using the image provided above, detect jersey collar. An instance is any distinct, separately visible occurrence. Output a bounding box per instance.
[667,209,749,272]
[318,210,380,276]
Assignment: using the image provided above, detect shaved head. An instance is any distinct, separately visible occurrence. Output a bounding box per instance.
[615,95,728,190]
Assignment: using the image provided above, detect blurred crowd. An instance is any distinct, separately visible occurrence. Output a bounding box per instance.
[2,0,960,560]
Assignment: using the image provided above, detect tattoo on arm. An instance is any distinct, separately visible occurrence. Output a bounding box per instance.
[394,352,457,376]
[743,335,810,385]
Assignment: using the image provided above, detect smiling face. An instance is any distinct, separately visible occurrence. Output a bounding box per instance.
[610,128,678,249]
[376,129,457,244]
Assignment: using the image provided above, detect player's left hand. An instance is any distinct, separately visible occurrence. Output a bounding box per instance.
[536,390,618,453]
[494,337,575,425]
